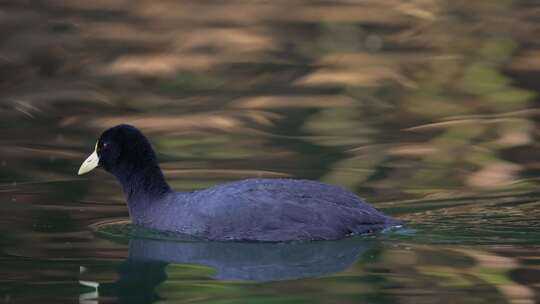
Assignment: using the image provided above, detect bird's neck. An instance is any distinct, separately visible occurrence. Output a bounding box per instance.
[112,163,171,212]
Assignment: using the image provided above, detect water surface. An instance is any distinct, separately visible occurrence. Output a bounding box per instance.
[1,0,540,303]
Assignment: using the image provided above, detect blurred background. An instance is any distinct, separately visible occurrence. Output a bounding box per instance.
[1,0,540,303]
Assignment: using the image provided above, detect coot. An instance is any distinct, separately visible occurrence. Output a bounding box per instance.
[78,124,401,241]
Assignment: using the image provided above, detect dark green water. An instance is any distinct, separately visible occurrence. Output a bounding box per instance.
[1,1,540,303]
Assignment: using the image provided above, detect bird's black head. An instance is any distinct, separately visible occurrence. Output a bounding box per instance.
[78,124,170,198]
[97,124,157,174]
[79,124,157,175]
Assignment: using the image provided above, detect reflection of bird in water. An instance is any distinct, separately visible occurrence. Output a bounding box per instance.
[128,236,378,281]
[78,124,401,242]
[80,261,166,304]
[79,236,380,303]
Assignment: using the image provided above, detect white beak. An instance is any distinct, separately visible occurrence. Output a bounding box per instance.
[78,142,100,175]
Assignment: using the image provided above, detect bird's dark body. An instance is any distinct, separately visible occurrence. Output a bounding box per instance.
[83,124,401,242]
[130,178,399,241]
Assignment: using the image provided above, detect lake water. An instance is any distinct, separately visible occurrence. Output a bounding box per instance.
[1,1,540,303]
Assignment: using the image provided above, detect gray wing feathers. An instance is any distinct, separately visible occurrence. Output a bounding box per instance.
[184,179,391,241]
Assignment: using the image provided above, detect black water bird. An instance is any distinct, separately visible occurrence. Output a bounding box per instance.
[78,124,401,241]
